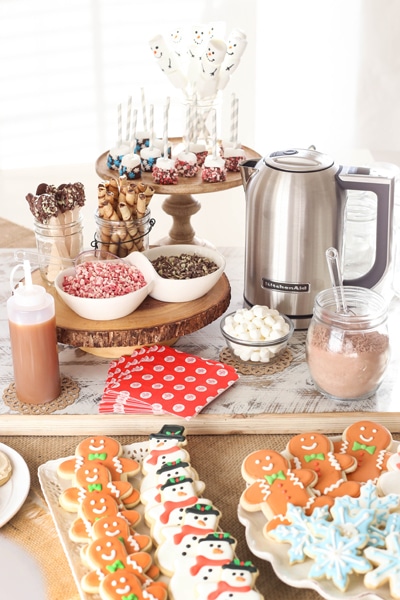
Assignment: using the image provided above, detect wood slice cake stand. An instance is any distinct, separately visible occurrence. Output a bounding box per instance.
[33,271,231,358]
[95,140,261,247]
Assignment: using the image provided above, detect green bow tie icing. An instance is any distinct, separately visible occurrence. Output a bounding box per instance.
[352,441,376,455]
[88,483,103,492]
[88,452,107,460]
[106,559,125,573]
[304,453,325,462]
[122,595,138,600]
[265,470,286,485]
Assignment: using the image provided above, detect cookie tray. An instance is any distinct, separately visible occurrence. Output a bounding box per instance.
[38,440,167,600]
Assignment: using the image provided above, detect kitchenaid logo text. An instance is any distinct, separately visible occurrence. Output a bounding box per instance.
[262,279,310,293]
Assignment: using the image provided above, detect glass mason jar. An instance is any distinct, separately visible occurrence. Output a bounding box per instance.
[34,214,84,285]
[93,209,155,258]
[305,287,390,401]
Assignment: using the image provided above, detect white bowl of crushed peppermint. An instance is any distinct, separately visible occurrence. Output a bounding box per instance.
[143,244,226,303]
[54,251,155,320]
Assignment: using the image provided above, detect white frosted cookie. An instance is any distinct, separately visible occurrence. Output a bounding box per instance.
[0,450,12,486]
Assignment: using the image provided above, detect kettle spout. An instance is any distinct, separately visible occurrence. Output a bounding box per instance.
[239,159,259,191]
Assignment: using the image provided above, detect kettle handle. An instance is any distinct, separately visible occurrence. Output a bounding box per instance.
[336,165,395,288]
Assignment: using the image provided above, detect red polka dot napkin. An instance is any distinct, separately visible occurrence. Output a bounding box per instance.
[99,345,239,419]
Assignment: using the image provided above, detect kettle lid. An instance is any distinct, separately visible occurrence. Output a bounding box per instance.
[264,148,334,172]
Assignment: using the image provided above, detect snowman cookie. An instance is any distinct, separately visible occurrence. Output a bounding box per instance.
[196,558,263,600]
[155,502,222,576]
[141,424,189,479]
[58,435,141,483]
[240,449,333,527]
[286,432,361,498]
[334,420,393,483]
[141,458,204,511]
[145,475,210,545]
[168,532,237,600]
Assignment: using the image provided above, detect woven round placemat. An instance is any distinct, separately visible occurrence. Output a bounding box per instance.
[219,347,293,375]
[2,376,80,414]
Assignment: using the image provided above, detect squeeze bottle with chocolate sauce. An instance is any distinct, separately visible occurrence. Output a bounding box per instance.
[7,260,61,405]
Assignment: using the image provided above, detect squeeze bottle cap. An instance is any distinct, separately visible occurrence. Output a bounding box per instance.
[10,260,47,308]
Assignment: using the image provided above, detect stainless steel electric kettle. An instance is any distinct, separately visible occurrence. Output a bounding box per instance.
[240,148,395,329]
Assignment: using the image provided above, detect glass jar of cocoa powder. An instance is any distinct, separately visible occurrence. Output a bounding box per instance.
[305,287,390,401]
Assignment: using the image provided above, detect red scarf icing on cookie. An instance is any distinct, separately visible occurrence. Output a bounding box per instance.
[173,525,215,545]
[190,556,231,576]
[208,582,252,599]
[160,496,198,524]
[147,445,181,465]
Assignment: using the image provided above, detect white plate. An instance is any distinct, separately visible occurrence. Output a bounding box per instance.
[238,438,400,600]
[38,440,167,600]
[0,441,30,527]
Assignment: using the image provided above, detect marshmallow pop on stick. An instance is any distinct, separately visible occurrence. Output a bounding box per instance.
[135,88,150,153]
[223,94,246,172]
[140,104,161,172]
[107,103,130,170]
[188,94,208,166]
[149,34,188,92]
[201,109,226,183]
[175,101,199,177]
[153,97,178,185]
[217,28,248,91]
[120,109,142,180]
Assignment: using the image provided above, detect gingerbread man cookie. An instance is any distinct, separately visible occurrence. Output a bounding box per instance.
[69,491,141,543]
[57,435,140,482]
[88,514,152,554]
[334,420,393,483]
[81,535,162,594]
[99,570,168,600]
[286,432,361,498]
[60,461,140,512]
[240,449,333,526]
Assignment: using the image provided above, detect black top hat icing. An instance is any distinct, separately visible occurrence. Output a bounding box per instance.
[156,459,190,475]
[160,476,193,490]
[222,558,258,572]
[149,424,186,442]
[198,532,235,545]
[185,503,221,516]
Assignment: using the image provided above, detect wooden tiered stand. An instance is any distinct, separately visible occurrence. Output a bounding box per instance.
[95,140,261,246]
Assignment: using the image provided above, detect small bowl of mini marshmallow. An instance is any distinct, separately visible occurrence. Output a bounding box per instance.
[220,305,294,363]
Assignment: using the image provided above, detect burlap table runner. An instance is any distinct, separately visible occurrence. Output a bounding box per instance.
[0,433,330,600]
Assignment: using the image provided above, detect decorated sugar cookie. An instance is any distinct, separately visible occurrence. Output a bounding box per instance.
[99,570,168,600]
[240,449,333,525]
[155,502,221,576]
[89,514,152,554]
[81,535,162,594]
[142,425,189,478]
[69,491,141,543]
[286,432,361,498]
[0,450,12,486]
[59,461,140,512]
[145,475,210,545]
[196,558,262,600]
[364,532,400,598]
[168,532,237,600]
[58,435,141,482]
[141,459,205,511]
[334,421,393,483]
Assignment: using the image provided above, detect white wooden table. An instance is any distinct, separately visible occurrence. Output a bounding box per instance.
[1,246,400,435]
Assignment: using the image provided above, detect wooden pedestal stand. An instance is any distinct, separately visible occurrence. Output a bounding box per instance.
[95,141,261,246]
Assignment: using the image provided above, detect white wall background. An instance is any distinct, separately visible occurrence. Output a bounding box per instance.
[1,0,399,247]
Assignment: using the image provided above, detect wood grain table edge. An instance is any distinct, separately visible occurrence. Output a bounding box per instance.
[2,411,400,436]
